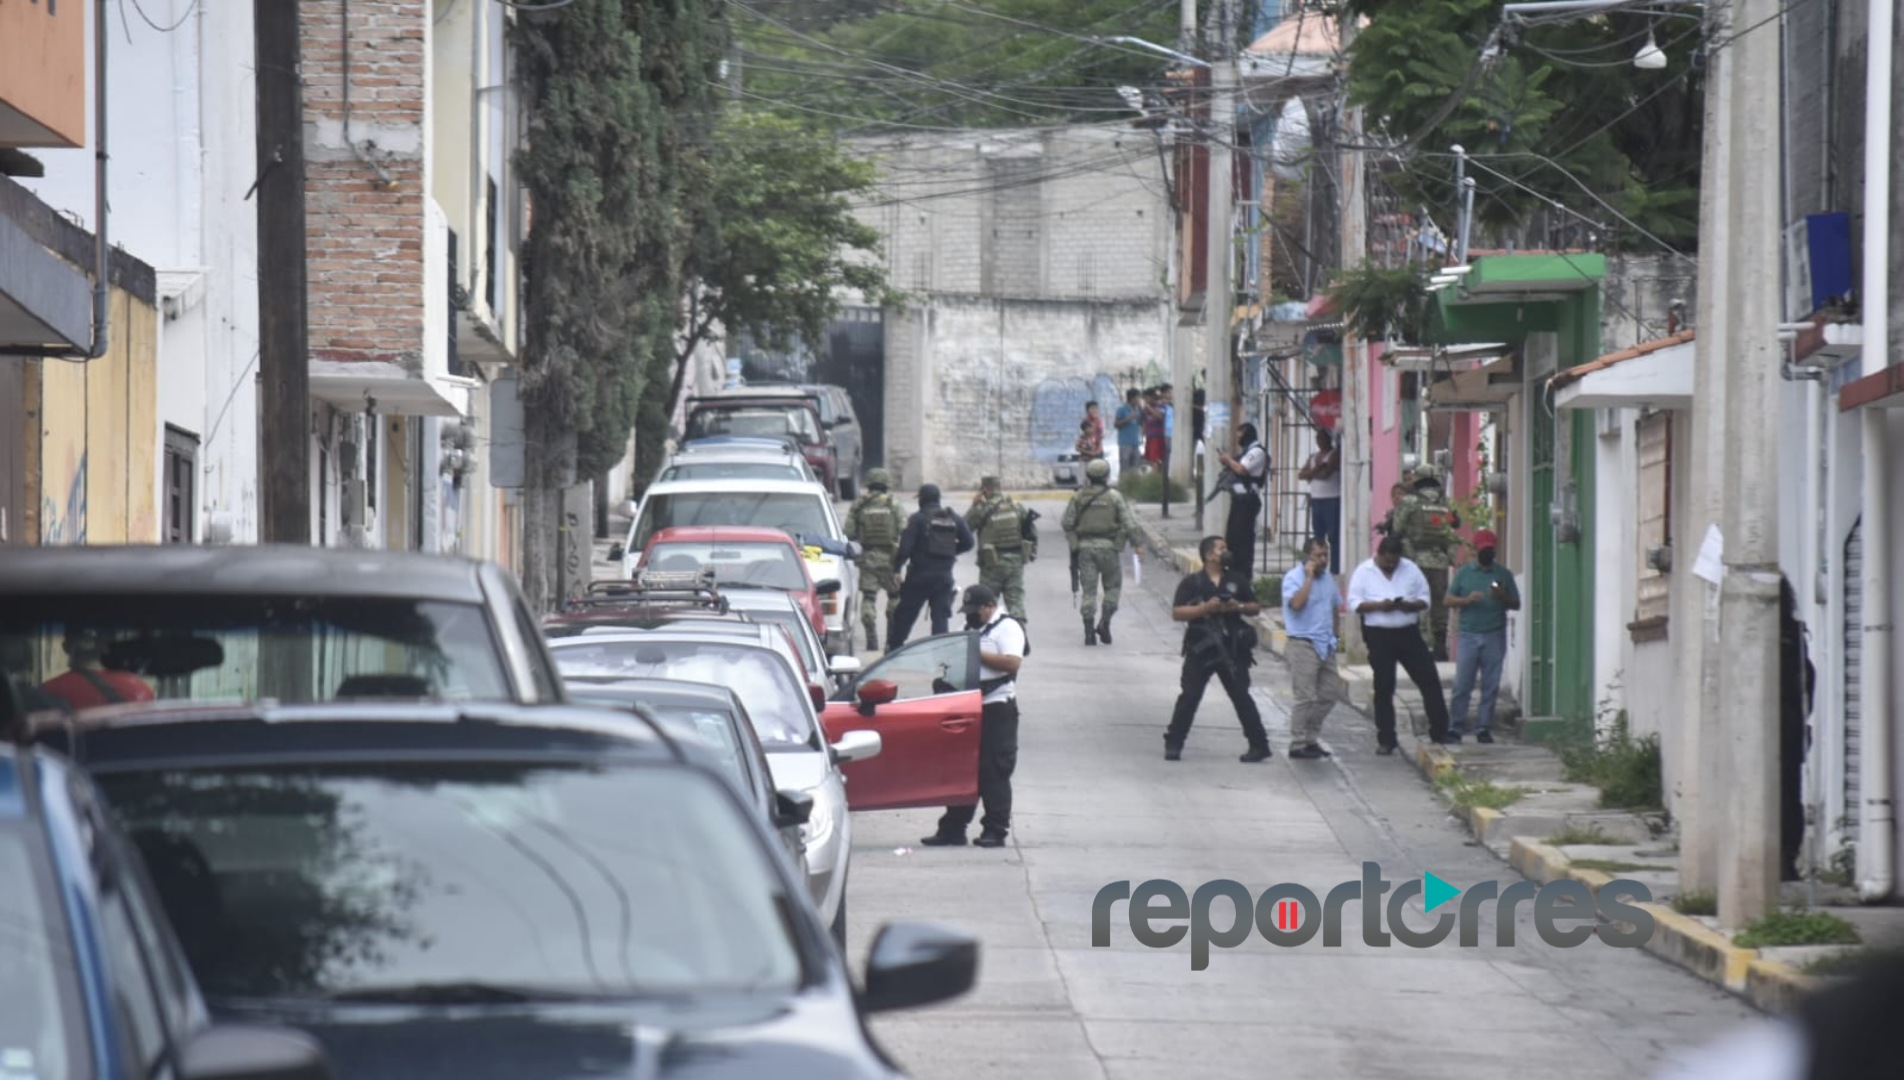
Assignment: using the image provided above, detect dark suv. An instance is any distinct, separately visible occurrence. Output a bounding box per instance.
[800,384,865,499]
[681,392,840,496]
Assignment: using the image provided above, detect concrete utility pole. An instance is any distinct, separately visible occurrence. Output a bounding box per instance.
[255,0,312,544]
[1712,0,1785,927]
[1336,14,1370,663]
[1202,1,1236,538]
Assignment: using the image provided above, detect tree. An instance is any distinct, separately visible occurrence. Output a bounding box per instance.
[512,0,726,612]
[1341,0,1704,253]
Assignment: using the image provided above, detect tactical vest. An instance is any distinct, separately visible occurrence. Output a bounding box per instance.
[978,497,1023,549]
[1074,488,1119,538]
[856,494,901,550]
[922,508,963,558]
[1406,497,1456,551]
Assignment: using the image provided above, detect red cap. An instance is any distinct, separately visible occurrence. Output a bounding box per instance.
[1471,529,1498,549]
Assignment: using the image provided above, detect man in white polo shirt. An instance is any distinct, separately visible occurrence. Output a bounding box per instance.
[1346,535,1457,754]
[921,584,1027,849]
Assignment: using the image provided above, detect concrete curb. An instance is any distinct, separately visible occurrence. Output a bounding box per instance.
[1410,744,1821,1012]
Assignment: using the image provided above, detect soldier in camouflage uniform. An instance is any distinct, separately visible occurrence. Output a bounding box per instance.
[1390,466,1462,660]
[965,476,1035,622]
[1062,458,1140,646]
[845,468,905,651]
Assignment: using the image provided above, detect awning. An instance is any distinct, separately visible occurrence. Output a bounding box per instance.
[1423,352,1519,411]
[1552,329,1695,411]
[0,210,90,349]
[310,360,471,418]
[1384,342,1513,373]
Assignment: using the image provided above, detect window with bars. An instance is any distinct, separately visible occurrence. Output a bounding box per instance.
[164,427,199,544]
[1634,410,1673,629]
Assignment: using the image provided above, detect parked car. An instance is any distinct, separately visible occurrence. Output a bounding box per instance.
[822,631,989,812]
[26,701,979,1079]
[653,445,818,486]
[0,546,567,712]
[563,676,811,876]
[545,631,877,943]
[0,739,335,1080]
[738,383,866,500]
[635,526,835,645]
[723,587,863,689]
[680,393,838,495]
[611,477,863,654]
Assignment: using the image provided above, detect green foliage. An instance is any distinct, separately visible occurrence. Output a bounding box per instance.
[1254,574,1283,605]
[1802,947,1902,976]
[1566,858,1656,874]
[1555,710,1663,810]
[1436,772,1531,811]
[1325,262,1431,344]
[1341,0,1704,253]
[1733,909,1864,950]
[1672,891,1717,916]
[1545,823,1616,847]
[1117,470,1190,504]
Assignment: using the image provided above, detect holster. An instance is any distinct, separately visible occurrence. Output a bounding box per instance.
[979,544,998,570]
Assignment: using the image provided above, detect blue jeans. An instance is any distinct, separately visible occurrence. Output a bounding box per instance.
[1450,629,1507,733]
[1309,497,1340,573]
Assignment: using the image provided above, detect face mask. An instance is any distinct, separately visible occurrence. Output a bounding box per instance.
[964,610,984,629]
[1478,550,1495,567]
[1219,551,1233,569]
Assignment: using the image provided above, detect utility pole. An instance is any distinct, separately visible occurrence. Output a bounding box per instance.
[255,0,312,544]
[1201,0,1236,538]
[1712,0,1784,927]
[1337,13,1370,663]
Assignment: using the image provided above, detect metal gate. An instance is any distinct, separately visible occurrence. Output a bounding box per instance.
[1844,515,1864,850]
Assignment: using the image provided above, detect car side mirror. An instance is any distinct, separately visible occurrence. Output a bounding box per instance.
[815,578,843,596]
[809,683,828,711]
[606,543,625,561]
[178,1024,335,1080]
[829,655,864,677]
[772,788,814,828]
[856,679,899,707]
[829,727,882,765]
[861,922,980,1014]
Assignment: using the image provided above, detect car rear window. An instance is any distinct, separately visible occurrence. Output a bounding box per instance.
[93,761,806,1003]
[685,407,821,445]
[659,461,805,483]
[548,639,816,749]
[644,541,808,591]
[631,493,832,552]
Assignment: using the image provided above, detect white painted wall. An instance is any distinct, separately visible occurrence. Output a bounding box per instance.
[1593,411,1629,732]
[20,0,260,544]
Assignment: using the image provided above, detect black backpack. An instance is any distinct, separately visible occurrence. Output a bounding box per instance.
[923,507,963,558]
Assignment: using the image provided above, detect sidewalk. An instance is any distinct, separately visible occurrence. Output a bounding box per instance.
[1125,494,1904,1016]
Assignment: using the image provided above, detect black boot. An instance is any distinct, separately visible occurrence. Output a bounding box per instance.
[1097,608,1114,645]
[1084,616,1098,646]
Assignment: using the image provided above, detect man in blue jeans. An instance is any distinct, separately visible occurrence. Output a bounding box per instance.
[1444,528,1519,743]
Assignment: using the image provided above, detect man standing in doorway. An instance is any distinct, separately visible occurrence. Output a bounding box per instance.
[1164,535,1272,762]
[1347,535,1457,753]
[921,585,1026,849]
[1216,422,1268,580]
[886,484,974,651]
[1282,537,1344,758]
[1444,529,1519,743]
[1299,429,1341,573]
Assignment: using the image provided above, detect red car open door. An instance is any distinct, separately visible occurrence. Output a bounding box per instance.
[822,631,983,810]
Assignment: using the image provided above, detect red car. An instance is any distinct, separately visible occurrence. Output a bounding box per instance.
[638,526,836,644]
[821,631,988,810]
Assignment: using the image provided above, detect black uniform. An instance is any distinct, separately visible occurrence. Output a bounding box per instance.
[1164,568,1271,759]
[887,502,975,650]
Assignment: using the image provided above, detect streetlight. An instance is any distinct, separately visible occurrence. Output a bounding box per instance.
[1633,29,1668,68]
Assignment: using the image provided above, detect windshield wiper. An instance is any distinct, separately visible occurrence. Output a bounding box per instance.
[319,981,616,1005]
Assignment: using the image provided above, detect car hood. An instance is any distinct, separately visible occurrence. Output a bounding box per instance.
[224,995,896,1080]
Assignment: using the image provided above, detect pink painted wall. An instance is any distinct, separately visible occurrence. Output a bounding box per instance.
[1367,343,1403,564]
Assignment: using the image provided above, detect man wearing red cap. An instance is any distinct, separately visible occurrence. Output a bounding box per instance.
[1444,528,1519,743]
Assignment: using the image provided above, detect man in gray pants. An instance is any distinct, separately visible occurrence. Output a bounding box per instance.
[1281,537,1345,758]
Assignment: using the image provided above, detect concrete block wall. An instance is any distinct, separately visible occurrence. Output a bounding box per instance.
[301,0,428,366]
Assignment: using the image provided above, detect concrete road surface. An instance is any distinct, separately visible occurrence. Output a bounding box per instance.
[839,537,1761,1080]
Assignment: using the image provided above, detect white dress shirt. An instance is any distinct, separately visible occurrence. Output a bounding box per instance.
[1346,557,1431,628]
[978,615,1027,704]
[1232,444,1268,494]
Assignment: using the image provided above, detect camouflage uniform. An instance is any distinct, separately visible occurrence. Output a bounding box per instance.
[845,468,905,649]
[1062,458,1140,645]
[1391,467,1461,659]
[966,477,1035,622]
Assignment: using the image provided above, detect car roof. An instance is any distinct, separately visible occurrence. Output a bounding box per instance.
[638,477,833,497]
[564,676,743,709]
[720,589,804,611]
[646,526,800,546]
[663,449,806,464]
[0,544,490,602]
[692,387,813,401]
[25,701,685,767]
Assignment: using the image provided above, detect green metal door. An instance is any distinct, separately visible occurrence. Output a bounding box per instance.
[1529,387,1556,718]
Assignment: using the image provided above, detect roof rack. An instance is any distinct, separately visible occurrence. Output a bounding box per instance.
[562,567,732,614]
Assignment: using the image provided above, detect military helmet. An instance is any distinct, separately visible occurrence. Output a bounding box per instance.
[1085,458,1111,482]
[866,467,892,490]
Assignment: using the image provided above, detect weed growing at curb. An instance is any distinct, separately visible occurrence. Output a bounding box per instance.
[1567,858,1660,874]
[1672,891,1717,916]
[1436,772,1531,811]
[1254,574,1283,604]
[1801,947,1903,976]
[1732,908,1863,950]
[1546,824,1618,846]
[1118,471,1191,504]
[1554,712,1663,811]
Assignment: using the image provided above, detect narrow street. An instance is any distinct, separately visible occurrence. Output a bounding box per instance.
[840,537,1760,1080]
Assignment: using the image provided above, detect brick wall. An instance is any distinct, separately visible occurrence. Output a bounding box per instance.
[301,0,428,367]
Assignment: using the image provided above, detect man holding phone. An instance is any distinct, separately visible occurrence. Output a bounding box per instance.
[1346,535,1457,754]
[1444,529,1519,742]
[1282,537,1344,758]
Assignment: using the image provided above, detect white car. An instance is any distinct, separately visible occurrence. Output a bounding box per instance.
[613,477,863,655]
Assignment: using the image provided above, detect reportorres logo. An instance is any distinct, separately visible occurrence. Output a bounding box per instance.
[1093,864,1657,970]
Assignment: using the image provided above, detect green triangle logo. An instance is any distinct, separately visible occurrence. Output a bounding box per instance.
[1423,872,1460,912]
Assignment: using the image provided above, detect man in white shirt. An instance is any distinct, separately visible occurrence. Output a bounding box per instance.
[1298,429,1341,573]
[922,585,1027,849]
[1346,535,1457,754]
[1216,422,1269,580]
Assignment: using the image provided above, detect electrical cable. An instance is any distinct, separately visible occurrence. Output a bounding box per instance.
[122,0,199,34]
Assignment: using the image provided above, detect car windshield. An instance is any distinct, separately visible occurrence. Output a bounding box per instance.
[685,407,821,444]
[632,493,832,552]
[93,761,804,1003]
[639,703,749,790]
[659,461,805,483]
[548,639,816,749]
[0,597,512,713]
[0,825,83,1080]
[738,607,822,678]
[644,541,808,591]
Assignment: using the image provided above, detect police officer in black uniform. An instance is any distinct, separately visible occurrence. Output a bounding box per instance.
[886,483,976,651]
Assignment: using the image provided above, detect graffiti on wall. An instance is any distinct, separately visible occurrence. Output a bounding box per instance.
[1029,374,1124,463]
[41,452,87,545]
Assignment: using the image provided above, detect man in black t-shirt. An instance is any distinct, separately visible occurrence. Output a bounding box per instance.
[1163,535,1272,762]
